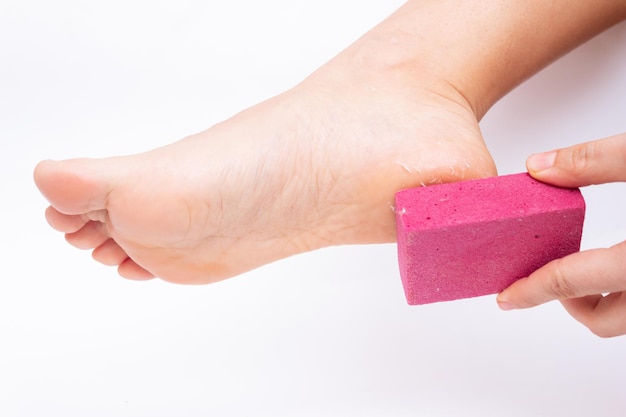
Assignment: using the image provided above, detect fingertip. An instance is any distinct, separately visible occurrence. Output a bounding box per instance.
[496,298,518,311]
[526,151,556,175]
[528,134,626,187]
[496,275,545,310]
[496,285,523,310]
[525,151,576,188]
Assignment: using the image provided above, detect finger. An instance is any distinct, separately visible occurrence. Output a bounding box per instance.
[65,221,109,250]
[118,258,155,281]
[92,239,128,266]
[526,132,626,187]
[497,240,626,308]
[561,293,626,338]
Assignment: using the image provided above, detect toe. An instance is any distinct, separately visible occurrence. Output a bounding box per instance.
[65,221,109,250]
[45,206,88,233]
[118,258,155,281]
[34,158,119,215]
[92,239,128,266]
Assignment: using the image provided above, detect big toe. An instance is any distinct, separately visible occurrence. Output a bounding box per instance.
[34,158,116,215]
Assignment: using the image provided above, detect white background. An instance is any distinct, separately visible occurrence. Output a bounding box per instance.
[2,1,626,416]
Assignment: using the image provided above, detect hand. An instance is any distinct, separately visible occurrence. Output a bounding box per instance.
[497,133,626,337]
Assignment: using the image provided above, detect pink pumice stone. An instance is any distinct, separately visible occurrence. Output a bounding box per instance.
[395,173,585,305]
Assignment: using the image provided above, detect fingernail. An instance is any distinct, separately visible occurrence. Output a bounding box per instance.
[527,151,556,173]
[497,300,518,311]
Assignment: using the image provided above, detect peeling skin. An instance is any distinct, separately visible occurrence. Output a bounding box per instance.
[396,161,423,175]
[399,162,412,173]
[388,202,406,216]
[399,157,479,185]
[397,157,486,189]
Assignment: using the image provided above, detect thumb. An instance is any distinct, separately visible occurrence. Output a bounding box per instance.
[526,133,626,188]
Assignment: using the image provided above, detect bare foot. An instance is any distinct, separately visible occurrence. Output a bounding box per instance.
[34,10,496,284]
